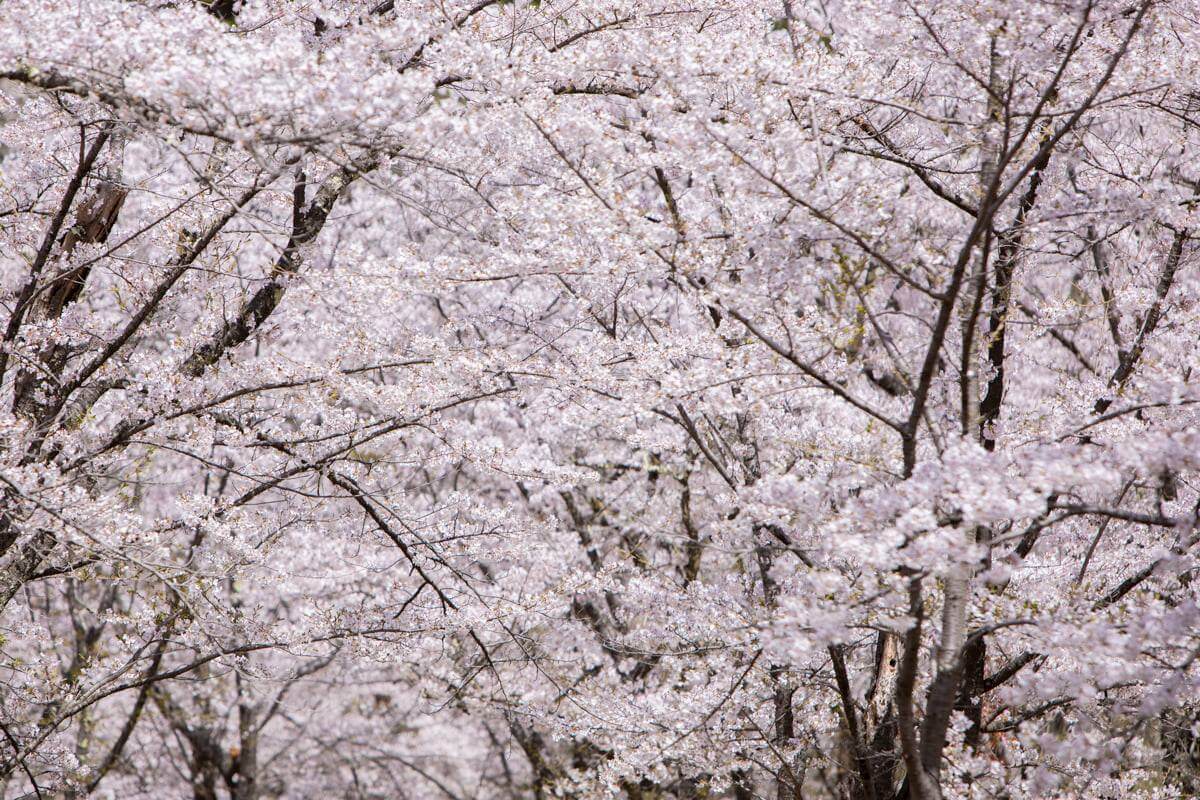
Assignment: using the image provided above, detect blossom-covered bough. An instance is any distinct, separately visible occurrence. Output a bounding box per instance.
[1,0,1198,797]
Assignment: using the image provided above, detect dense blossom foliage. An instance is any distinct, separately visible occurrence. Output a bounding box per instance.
[1,0,1199,797]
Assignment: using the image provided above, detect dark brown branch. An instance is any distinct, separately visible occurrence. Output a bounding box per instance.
[181,153,377,377]
[1094,228,1189,413]
[0,124,111,387]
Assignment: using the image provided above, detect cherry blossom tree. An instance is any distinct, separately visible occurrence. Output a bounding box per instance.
[2,0,1199,798]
